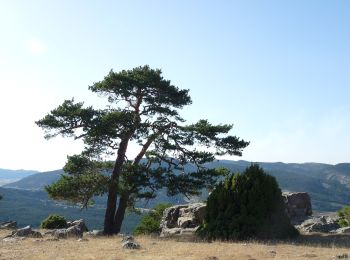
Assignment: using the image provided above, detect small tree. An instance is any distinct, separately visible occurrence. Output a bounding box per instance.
[337,205,350,227]
[199,164,298,240]
[36,65,249,234]
[133,203,171,235]
[41,214,67,229]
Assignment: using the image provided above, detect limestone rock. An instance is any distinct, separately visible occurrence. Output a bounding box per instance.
[122,235,134,242]
[10,226,43,238]
[297,215,340,233]
[12,226,32,237]
[334,227,350,234]
[122,241,140,249]
[86,229,104,237]
[53,225,83,239]
[67,219,88,232]
[160,203,206,238]
[0,221,17,229]
[283,192,312,222]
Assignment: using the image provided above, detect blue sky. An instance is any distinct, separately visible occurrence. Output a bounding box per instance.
[0,1,349,171]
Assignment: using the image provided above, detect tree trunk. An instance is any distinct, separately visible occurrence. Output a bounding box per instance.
[114,193,129,233]
[103,134,133,234]
[103,187,118,235]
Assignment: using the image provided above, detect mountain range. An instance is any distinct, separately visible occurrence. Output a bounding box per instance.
[1,160,350,232]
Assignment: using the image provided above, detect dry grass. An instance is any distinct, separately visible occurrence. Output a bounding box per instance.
[1,230,350,260]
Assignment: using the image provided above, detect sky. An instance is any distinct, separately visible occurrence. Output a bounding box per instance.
[0,1,349,171]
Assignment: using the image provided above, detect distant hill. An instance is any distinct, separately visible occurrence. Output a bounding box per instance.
[0,187,141,233]
[0,169,38,186]
[4,160,350,212]
[4,169,63,190]
[1,160,350,232]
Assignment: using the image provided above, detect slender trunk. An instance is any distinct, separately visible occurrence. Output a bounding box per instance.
[103,136,131,234]
[111,131,161,233]
[103,188,117,235]
[114,193,130,233]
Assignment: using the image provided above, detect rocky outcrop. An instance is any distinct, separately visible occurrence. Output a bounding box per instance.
[67,219,88,232]
[297,215,340,233]
[86,229,104,237]
[53,225,84,239]
[283,192,312,221]
[4,226,43,239]
[0,221,17,229]
[51,219,88,239]
[121,235,140,249]
[160,203,206,237]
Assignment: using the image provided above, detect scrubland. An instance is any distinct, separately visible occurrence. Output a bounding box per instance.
[1,230,350,260]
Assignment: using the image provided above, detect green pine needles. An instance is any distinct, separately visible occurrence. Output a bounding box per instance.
[40,214,68,229]
[337,205,350,227]
[133,203,171,235]
[36,65,249,234]
[198,164,298,240]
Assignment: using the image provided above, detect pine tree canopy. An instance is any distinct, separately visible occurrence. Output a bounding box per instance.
[36,65,249,234]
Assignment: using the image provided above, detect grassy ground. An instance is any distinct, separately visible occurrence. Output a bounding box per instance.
[1,229,350,260]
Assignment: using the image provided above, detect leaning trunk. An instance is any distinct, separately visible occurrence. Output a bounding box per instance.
[114,193,129,233]
[103,134,133,234]
[103,187,118,235]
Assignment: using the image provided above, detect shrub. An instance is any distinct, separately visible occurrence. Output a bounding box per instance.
[133,203,171,235]
[198,164,298,240]
[40,214,67,229]
[337,205,350,227]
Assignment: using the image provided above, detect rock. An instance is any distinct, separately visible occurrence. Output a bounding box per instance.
[122,235,134,242]
[12,226,32,237]
[160,203,206,238]
[0,221,17,229]
[297,215,340,233]
[67,219,88,232]
[9,226,43,238]
[30,230,44,238]
[334,227,350,234]
[86,229,104,237]
[53,225,83,239]
[122,241,140,249]
[283,192,312,222]
[3,237,25,242]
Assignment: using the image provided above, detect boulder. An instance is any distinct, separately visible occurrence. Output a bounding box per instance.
[86,229,104,237]
[11,226,43,238]
[53,225,83,239]
[334,227,350,234]
[297,215,340,233]
[160,203,206,238]
[67,219,88,232]
[283,192,312,222]
[122,241,140,249]
[122,235,134,242]
[0,221,17,229]
[121,235,140,249]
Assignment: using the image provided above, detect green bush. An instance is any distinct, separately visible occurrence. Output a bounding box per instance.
[40,214,67,229]
[337,205,350,227]
[133,203,171,235]
[198,164,298,240]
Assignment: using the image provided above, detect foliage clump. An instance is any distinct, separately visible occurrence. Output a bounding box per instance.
[133,203,171,235]
[40,214,67,229]
[198,164,298,240]
[337,205,350,227]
